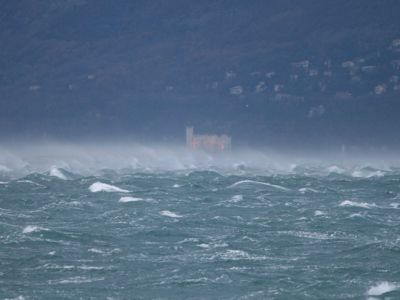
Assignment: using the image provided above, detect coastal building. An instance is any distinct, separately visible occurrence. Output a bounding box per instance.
[292,60,310,69]
[186,127,231,151]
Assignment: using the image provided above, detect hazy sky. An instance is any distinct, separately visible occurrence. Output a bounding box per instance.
[1,0,400,148]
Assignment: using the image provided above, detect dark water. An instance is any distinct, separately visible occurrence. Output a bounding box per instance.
[1,166,400,299]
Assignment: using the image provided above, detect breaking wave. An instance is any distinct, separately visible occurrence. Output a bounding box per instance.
[228,180,290,191]
[22,225,49,234]
[89,182,130,193]
[119,196,143,203]
[339,200,376,209]
[1,148,400,299]
[160,210,183,218]
[367,282,399,296]
[0,142,399,179]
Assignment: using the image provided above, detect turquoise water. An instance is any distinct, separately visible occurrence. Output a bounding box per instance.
[1,166,400,299]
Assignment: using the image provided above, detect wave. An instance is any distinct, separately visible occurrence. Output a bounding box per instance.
[279,230,333,240]
[211,249,269,261]
[0,143,399,178]
[119,196,143,203]
[367,281,399,296]
[298,187,319,193]
[48,276,104,285]
[3,296,26,300]
[15,180,46,188]
[49,167,68,180]
[314,210,325,216]
[228,180,290,191]
[326,165,346,174]
[229,194,243,202]
[89,182,129,193]
[41,263,106,271]
[351,169,385,178]
[160,210,182,218]
[339,200,376,209]
[22,225,48,234]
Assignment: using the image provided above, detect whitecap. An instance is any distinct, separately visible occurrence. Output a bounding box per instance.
[314,210,325,216]
[42,264,74,270]
[77,265,105,270]
[22,225,48,234]
[327,165,345,174]
[390,203,400,209]
[48,264,104,271]
[49,167,67,180]
[339,200,376,209]
[351,170,385,178]
[88,248,121,256]
[88,248,105,254]
[119,196,143,203]
[173,184,181,188]
[16,180,46,187]
[160,210,182,218]
[89,182,129,193]
[214,274,232,284]
[222,250,251,260]
[230,194,243,202]
[299,187,319,193]
[214,249,268,261]
[349,213,364,218]
[284,230,332,240]
[48,276,104,284]
[367,281,399,296]
[228,180,290,191]
[177,238,199,244]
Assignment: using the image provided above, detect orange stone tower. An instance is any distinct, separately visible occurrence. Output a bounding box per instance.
[186,127,231,151]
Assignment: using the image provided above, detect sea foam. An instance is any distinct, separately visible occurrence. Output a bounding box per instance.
[160,210,182,218]
[22,225,47,234]
[230,195,243,202]
[339,200,376,209]
[367,281,399,296]
[16,180,45,187]
[89,182,129,193]
[48,276,104,284]
[88,248,105,254]
[228,180,290,191]
[314,210,325,216]
[299,187,319,193]
[119,196,143,203]
[327,165,345,174]
[351,170,385,178]
[49,167,67,180]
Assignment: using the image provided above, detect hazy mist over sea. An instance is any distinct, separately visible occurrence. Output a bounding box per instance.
[0,141,399,178]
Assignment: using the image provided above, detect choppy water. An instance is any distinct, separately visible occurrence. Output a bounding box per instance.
[1,165,400,299]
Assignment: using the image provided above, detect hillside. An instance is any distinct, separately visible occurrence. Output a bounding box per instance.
[1,0,400,146]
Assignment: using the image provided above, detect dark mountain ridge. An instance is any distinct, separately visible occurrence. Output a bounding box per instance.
[1,0,400,147]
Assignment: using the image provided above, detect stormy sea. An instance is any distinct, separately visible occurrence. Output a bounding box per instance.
[1,145,400,299]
